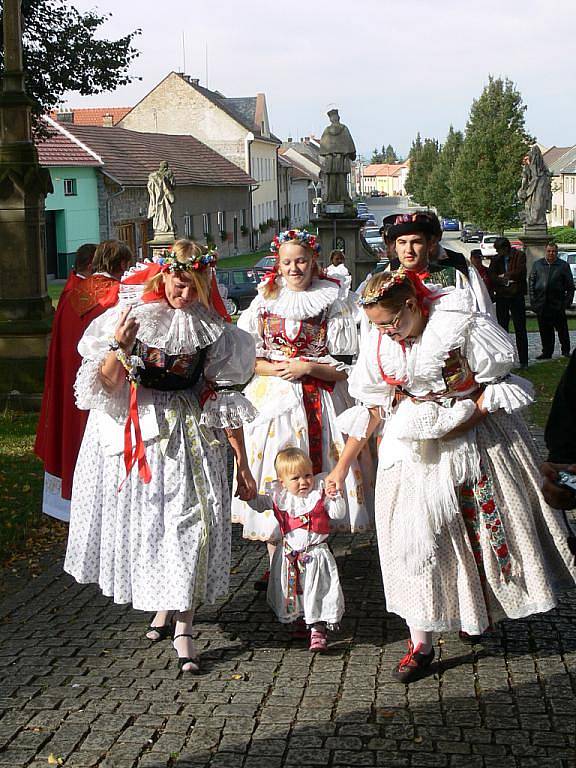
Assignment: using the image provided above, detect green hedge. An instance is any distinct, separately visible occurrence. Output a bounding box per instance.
[549,226,576,244]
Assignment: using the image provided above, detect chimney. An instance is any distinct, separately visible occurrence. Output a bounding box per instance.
[304,136,310,143]
[287,137,293,143]
[102,113,114,127]
[190,78,200,86]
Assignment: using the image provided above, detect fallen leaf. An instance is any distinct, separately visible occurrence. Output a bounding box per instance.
[230,674,243,680]
[47,754,64,765]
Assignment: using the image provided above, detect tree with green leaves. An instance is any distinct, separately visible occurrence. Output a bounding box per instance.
[0,0,141,134]
[384,144,399,163]
[425,126,464,217]
[371,147,383,163]
[451,76,532,231]
[405,134,439,206]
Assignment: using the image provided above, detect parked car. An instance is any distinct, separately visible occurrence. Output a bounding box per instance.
[253,255,276,271]
[362,226,384,247]
[461,223,483,242]
[441,218,460,232]
[559,251,576,284]
[370,191,380,197]
[364,214,376,225]
[480,234,499,258]
[215,267,260,315]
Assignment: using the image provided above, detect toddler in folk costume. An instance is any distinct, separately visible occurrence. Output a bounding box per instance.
[248,447,345,651]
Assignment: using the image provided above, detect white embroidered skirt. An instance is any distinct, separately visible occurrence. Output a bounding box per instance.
[375,411,576,635]
[267,542,345,627]
[64,391,231,612]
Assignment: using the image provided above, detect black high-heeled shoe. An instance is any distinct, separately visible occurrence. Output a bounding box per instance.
[146,622,174,643]
[173,633,200,673]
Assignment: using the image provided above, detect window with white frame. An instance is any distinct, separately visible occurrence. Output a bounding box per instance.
[184,214,193,238]
[64,178,77,196]
[202,213,211,236]
[217,211,226,233]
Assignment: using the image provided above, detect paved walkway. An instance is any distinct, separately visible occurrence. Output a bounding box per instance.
[1,432,575,768]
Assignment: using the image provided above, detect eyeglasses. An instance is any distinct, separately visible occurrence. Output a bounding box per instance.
[374,306,404,332]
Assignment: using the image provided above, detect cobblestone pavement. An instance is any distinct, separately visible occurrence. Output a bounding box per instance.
[1,429,576,768]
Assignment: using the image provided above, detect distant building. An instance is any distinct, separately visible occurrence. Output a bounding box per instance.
[361,163,409,197]
[51,107,131,127]
[38,118,256,276]
[278,151,317,228]
[544,146,576,228]
[118,72,280,248]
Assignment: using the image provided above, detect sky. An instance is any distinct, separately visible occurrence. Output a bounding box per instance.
[61,0,576,159]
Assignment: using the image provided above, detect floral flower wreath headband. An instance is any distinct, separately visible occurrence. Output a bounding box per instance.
[360,267,439,314]
[270,229,321,258]
[152,243,218,273]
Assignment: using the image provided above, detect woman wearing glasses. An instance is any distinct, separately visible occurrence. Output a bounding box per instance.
[326,224,576,683]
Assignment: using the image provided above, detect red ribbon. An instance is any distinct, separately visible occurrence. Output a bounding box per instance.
[120,382,152,488]
[301,376,335,475]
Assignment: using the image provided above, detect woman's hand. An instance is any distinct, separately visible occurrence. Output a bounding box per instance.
[275,358,312,381]
[443,393,488,440]
[325,466,347,496]
[235,464,257,501]
[114,307,139,352]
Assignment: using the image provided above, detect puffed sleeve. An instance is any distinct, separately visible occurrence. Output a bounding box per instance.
[201,324,258,428]
[465,314,534,413]
[74,305,131,418]
[326,294,360,357]
[236,297,267,358]
[337,329,394,437]
[324,492,347,520]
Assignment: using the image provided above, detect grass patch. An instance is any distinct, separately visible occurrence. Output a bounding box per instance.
[0,410,44,559]
[48,283,64,308]
[217,249,269,268]
[514,357,568,428]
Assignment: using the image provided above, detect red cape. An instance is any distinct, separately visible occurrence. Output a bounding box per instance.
[35,274,119,500]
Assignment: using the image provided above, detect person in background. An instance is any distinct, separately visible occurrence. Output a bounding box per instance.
[326,249,352,293]
[470,249,493,299]
[35,241,129,521]
[488,237,529,368]
[529,242,574,360]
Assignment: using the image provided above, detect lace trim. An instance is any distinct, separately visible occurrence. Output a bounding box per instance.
[199,391,258,429]
[266,477,325,517]
[254,278,342,320]
[131,301,224,355]
[74,355,128,420]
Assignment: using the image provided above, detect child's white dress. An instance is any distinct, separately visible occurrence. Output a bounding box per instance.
[249,476,346,627]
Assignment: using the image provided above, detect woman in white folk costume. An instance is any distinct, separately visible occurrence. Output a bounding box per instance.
[65,240,257,673]
[326,239,576,683]
[232,229,372,588]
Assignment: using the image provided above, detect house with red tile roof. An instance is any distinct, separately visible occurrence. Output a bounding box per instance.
[37,118,103,277]
[50,107,131,127]
[118,72,280,248]
[361,163,409,197]
[38,117,256,276]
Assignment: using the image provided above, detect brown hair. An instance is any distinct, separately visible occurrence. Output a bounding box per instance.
[274,447,313,479]
[362,272,416,311]
[144,239,212,308]
[74,243,97,273]
[92,240,133,276]
[262,240,319,299]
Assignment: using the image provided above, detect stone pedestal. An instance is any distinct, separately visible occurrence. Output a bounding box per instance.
[0,0,54,409]
[520,224,550,276]
[147,232,176,259]
[312,216,376,288]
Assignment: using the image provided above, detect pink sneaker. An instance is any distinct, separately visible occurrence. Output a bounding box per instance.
[309,628,328,652]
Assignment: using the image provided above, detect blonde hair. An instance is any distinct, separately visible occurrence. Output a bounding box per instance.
[261,241,319,299]
[144,239,212,307]
[274,447,313,479]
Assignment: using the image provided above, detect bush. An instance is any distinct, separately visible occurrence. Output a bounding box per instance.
[549,226,576,244]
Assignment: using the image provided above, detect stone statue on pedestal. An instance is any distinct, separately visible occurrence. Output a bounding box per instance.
[147,161,176,234]
[518,145,552,227]
[318,109,356,204]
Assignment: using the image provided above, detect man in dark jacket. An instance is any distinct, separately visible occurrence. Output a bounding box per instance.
[529,242,574,359]
[488,237,529,368]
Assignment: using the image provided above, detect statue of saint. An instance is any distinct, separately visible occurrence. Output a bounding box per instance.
[517,145,552,226]
[147,161,176,234]
[318,109,356,204]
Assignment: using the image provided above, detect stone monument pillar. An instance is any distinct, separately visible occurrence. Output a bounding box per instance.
[518,146,553,275]
[146,161,176,257]
[0,0,54,408]
[313,109,375,287]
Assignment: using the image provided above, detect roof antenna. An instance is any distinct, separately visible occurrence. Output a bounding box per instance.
[181,31,186,74]
[205,42,209,88]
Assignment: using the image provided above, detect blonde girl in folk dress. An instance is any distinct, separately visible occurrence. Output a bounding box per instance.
[327,265,576,683]
[232,229,372,587]
[247,447,346,651]
[65,240,257,673]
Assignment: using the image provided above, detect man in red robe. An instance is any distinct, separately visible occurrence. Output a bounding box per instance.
[35,240,133,520]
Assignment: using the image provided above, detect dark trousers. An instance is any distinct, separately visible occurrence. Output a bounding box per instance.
[495,295,529,366]
[537,308,571,357]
